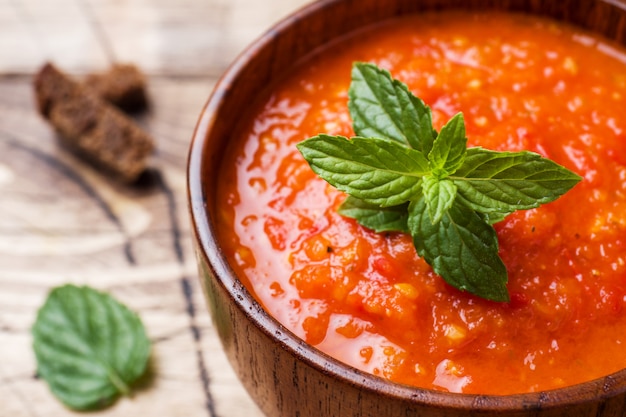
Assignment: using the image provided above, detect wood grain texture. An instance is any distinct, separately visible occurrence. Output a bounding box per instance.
[190,0,626,416]
[0,0,310,416]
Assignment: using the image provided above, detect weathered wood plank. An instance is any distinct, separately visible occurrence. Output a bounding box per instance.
[0,0,311,415]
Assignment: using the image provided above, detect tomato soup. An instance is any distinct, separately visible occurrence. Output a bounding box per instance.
[215,12,626,394]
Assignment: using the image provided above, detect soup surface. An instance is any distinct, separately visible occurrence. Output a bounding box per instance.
[215,12,626,394]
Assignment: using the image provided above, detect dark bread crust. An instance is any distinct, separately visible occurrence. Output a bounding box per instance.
[34,63,154,182]
[84,64,149,113]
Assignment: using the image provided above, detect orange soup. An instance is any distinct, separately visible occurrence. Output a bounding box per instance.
[215,12,626,394]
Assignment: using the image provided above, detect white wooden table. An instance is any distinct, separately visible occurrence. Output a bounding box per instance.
[0,0,310,415]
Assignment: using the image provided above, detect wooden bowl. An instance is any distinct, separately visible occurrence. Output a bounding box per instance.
[188,0,626,415]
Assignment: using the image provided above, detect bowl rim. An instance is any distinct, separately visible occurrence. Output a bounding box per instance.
[188,0,626,411]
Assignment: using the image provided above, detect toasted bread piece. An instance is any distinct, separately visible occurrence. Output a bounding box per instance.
[85,64,149,113]
[34,63,154,182]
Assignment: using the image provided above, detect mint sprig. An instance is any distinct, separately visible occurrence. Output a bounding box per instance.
[32,284,151,410]
[297,62,582,302]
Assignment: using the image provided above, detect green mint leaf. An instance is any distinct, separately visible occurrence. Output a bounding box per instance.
[32,284,151,410]
[408,197,509,302]
[452,147,582,214]
[298,62,582,302]
[296,134,429,207]
[338,196,409,232]
[348,62,436,153]
[422,175,458,224]
[428,112,467,177]
[478,210,512,225]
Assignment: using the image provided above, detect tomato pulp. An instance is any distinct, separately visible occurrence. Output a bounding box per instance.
[215,12,626,394]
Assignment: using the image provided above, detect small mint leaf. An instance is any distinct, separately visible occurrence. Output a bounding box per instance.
[422,176,457,224]
[297,134,430,207]
[32,285,151,410]
[452,147,582,214]
[298,62,582,302]
[477,209,512,225]
[348,62,435,153]
[338,196,409,232]
[428,112,467,177]
[408,197,509,302]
